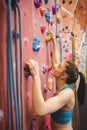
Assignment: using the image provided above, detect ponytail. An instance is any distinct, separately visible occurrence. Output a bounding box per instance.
[77,72,86,106]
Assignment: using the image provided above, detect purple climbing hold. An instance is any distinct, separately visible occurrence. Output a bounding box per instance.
[65,48,69,52]
[43,66,48,74]
[30,118,37,130]
[44,85,48,93]
[52,6,58,15]
[34,0,42,8]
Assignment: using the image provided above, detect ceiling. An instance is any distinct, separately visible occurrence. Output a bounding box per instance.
[60,0,87,31]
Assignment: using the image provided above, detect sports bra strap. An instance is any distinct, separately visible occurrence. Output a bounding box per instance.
[60,85,73,92]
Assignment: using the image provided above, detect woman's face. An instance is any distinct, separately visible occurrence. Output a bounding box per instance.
[51,62,68,78]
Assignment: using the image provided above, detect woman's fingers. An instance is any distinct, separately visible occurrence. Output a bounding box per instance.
[47,31,55,40]
[26,60,39,74]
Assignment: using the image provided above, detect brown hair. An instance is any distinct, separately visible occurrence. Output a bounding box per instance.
[77,72,86,105]
[65,61,78,84]
[65,61,86,105]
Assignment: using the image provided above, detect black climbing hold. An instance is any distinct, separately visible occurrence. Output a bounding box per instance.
[24,64,31,77]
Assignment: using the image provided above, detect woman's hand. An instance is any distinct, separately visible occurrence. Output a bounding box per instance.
[47,31,55,43]
[26,59,39,79]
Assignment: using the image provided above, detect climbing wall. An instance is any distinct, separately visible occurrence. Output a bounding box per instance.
[0,0,87,130]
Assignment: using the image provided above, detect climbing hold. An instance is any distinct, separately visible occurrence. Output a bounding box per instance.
[50,21,54,26]
[57,14,62,24]
[63,45,65,48]
[62,0,66,4]
[45,35,51,43]
[56,34,60,39]
[65,48,69,53]
[33,36,41,51]
[52,6,58,15]
[34,0,42,8]
[47,78,53,90]
[30,118,37,130]
[47,66,52,72]
[63,14,67,18]
[44,84,48,93]
[39,6,46,16]
[69,0,72,5]
[24,64,31,77]
[44,87,48,93]
[71,32,74,36]
[65,26,68,29]
[40,26,46,34]
[43,66,48,74]
[42,65,52,74]
[12,30,20,42]
[65,40,67,43]
[45,9,51,23]
[44,0,49,4]
[45,31,52,43]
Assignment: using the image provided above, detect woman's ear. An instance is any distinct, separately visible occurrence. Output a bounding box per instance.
[61,73,68,80]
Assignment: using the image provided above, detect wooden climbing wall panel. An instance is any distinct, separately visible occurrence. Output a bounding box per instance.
[0,0,87,130]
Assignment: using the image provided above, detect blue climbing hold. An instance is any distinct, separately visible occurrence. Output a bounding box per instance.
[45,10,51,23]
[33,36,41,52]
[44,0,49,4]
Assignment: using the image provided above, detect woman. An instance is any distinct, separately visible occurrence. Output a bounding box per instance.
[26,31,85,130]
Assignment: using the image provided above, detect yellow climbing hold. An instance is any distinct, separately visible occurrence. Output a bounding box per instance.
[57,14,62,24]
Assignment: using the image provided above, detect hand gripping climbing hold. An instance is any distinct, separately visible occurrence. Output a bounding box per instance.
[24,64,31,77]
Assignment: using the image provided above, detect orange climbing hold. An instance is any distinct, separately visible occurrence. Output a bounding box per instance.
[47,78,53,90]
[39,6,46,16]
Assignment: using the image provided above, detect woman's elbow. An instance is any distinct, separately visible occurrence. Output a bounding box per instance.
[33,108,46,116]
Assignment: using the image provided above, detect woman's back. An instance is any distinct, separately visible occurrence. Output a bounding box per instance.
[51,85,75,130]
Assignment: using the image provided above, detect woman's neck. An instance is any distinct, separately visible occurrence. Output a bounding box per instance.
[56,79,68,91]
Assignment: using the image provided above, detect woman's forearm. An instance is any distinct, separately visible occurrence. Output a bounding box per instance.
[26,60,46,115]
[51,40,59,68]
[32,76,46,116]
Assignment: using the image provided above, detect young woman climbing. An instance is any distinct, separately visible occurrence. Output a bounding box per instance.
[26,31,85,130]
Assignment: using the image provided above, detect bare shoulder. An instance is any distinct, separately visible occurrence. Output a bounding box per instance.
[57,88,74,102]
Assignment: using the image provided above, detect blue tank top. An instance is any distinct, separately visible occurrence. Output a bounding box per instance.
[51,85,73,125]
